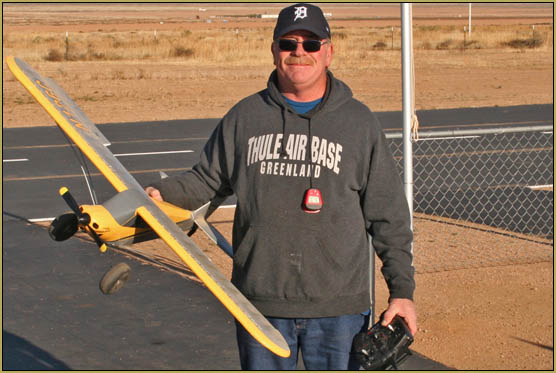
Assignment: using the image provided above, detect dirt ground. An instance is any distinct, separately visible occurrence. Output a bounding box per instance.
[3,4,554,370]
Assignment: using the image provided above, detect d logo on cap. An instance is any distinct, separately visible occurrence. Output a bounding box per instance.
[294,6,308,21]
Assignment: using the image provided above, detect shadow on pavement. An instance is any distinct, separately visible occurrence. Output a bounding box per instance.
[3,330,71,370]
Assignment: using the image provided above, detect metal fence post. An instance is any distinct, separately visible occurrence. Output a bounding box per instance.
[368,234,375,326]
[401,4,414,230]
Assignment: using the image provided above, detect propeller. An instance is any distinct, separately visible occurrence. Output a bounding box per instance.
[48,213,79,241]
[51,187,121,296]
[49,187,106,251]
[59,187,86,220]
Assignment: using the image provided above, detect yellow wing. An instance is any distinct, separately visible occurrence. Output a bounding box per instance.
[6,56,290,358]
[136,204,290,357]
[6,56,129,192]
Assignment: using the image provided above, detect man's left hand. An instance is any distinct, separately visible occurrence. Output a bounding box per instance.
[381,298,417,336]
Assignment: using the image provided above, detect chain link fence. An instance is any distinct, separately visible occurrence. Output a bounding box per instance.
[385,125,553,272]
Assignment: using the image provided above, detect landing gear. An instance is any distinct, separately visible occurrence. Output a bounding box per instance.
[99,262,131,295]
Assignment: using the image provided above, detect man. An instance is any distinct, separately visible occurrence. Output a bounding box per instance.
[146,3,416,370]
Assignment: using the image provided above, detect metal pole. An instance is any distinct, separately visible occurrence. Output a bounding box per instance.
[368,234,375,326]
[401,3,414,228]
[384,124,553,140]
[468,3,472,36]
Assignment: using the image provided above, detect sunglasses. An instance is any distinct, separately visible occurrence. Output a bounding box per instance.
[277,39,329,53]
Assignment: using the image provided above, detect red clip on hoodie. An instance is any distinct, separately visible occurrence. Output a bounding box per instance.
[150,70,414,318]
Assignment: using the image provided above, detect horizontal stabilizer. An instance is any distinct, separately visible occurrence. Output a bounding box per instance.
[192,202,234,258]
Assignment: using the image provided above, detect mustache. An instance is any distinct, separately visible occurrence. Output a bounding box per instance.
[285,56,314,66]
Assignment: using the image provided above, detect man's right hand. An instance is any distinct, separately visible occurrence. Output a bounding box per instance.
[145,186,163,202]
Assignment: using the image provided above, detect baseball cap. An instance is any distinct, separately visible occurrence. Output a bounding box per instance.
[273,3,331,41]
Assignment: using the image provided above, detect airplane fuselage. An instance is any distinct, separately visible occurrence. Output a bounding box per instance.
[79,191,194,245]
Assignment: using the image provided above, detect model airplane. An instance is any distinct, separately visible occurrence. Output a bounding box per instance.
[6,56,290,358]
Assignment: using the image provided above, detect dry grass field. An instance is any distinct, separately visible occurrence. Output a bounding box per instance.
[3,3,553,126]
[2,3,554,370]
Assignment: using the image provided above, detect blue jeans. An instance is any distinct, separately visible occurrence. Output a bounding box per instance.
[236,314,369,370]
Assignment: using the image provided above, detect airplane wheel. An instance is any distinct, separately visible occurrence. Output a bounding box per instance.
[99,262,131,295]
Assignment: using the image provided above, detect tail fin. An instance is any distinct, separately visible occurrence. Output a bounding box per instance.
[191,202,233,258]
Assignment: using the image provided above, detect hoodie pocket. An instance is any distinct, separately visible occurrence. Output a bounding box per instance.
[231,222,368,302]
[232,223,298,299]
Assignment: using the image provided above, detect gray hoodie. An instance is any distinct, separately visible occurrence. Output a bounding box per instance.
[151,70,414,318]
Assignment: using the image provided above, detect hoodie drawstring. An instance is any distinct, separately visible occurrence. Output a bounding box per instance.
[279,105,317,189]
[279,106,289,158]
[307,117,314,189]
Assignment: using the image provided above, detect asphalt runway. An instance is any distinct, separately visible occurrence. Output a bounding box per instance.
[3,104,552,221]
[2,104,552,369]
[3,219,241,370]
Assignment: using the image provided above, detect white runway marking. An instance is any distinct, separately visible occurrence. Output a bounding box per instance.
[527,184,553,190]
[30,205,237,223]
[419,136,481,141]
[114,150,193,157]
[28,217,55,223]
[3,150,192,164]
